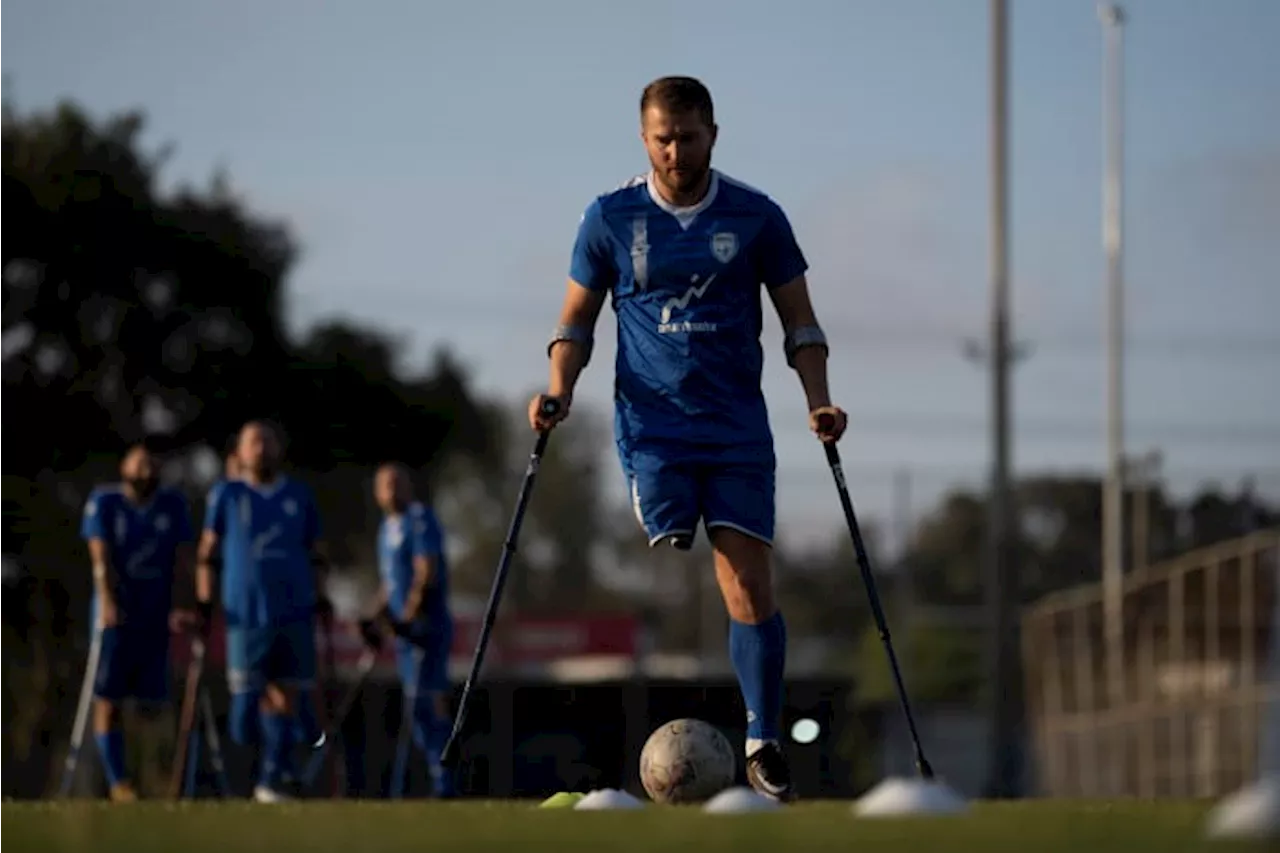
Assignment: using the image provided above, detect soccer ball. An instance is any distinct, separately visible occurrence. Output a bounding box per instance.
[639,718,736,804]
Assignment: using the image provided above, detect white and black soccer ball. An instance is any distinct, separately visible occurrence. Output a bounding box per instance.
[639,718,736,804]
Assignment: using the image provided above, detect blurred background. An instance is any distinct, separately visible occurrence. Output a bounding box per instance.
[2,0,1277,802]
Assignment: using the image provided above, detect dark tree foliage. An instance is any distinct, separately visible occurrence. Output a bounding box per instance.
[1,99,496,797]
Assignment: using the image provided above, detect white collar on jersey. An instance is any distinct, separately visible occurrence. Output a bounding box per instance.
[245,475,289,498]
[108,484,159,515]
[647,169,720,228]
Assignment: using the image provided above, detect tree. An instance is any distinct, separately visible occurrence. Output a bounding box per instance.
[0,98,496,797]
[885,472,1279,708]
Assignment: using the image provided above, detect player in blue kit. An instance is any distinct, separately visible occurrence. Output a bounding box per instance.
[364,462,455,798]
[80,442,194,801]
[209,444,322,767]
[529,76,848,802]
[196,420,327,802]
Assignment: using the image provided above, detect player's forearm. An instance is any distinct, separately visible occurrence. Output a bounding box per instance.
[88,541,119,603]
[92,561,119,604]
[792,347,832,410]
[401,589,425,622]
[195,530,220,602]
[402,558,435,621]
[546,283,606,398]
[548,341,590,397]
[195,563,215,605]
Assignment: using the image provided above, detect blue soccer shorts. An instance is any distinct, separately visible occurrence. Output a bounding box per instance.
[395,619,453,698]
[226,619,317,695]
[93,624,171,704]
[622,440,776,548]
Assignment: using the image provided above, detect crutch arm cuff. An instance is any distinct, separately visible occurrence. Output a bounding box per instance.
[784,324,829,368]
[547,324,594,365]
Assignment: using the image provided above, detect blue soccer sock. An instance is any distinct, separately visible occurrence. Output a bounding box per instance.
[430,713,455,795]
[229,692,261,747]
[410,695,454,796]
[95,729,127,787]
[294,692,320,747]
[259,711,295,789]
[729,611,787,755]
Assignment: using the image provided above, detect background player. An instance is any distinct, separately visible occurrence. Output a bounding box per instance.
[196,420,327,802]
[364,462,455,798]
[80,442,194,801]
[529,76,848,802]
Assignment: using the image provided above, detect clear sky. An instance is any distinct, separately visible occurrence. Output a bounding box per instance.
[5,0,1278,548]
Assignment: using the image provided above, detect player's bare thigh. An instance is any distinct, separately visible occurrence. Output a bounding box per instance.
[262,682,295,713]
[427,690,449,721]
[709,526,775,624]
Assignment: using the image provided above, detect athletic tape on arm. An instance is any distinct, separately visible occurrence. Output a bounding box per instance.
[547,324,595,366]
[784,324,829,369]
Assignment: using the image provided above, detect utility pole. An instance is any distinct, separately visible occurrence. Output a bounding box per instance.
[1099,1,1128,797]
[982,0,1022,799]
[1128,451,1161,572]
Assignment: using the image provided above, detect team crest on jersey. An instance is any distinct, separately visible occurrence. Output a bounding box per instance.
[283,499,297,516]
[711,232,738,263]
[155,514,169,532]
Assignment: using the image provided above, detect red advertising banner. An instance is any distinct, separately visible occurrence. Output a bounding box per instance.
[171,612,639,680]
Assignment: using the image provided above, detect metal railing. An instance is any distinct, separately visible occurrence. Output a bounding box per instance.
[1022,529,1280,797]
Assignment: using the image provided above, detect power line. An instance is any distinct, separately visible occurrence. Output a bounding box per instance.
[771,412,1280,446]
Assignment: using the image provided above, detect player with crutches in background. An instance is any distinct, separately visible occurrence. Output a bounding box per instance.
[530,76,847,802]
[75,442,195,801]
[206,438,324,790]
[195,420,329,802]
[364,462,456,798]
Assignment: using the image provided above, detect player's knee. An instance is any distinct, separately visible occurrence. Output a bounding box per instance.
[262,682,295,714]
[93,698,121,732]
[230,691,261,745]
[710,528,775,623]
[411,689,445,723]
[430,691,450,722]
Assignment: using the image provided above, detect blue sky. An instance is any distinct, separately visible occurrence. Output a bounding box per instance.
[5,0,1278,546]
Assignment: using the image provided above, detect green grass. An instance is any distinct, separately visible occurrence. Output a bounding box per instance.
[1,799,1269,853]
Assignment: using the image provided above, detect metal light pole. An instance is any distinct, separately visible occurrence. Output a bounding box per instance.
[1099,1,1127,797]
[982,0,1022,799]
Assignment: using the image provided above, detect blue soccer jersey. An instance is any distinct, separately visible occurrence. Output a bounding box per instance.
[205,477,231,508]
[569,170,809,450]
[80,486,194,627]
[205,477,320,628]
[378,502,450,625]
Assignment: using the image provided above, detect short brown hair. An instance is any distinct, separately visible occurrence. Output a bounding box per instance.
[640,76,715,126]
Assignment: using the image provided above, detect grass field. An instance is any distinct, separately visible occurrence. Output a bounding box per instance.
[2,799,1269,853]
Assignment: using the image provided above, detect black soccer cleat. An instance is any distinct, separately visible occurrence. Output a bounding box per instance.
[745,742,795,803]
